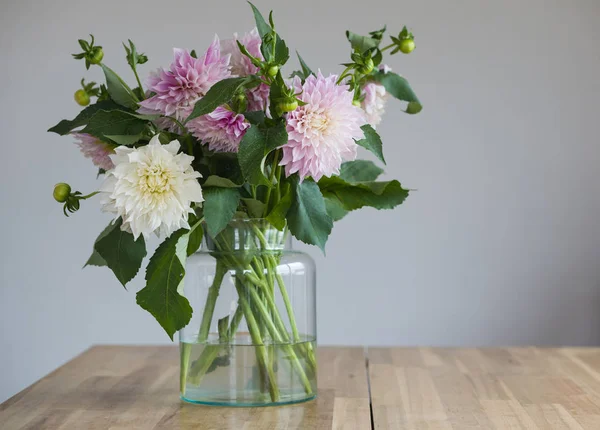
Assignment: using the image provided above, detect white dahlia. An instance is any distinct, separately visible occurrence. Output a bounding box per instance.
[100,136,204,239]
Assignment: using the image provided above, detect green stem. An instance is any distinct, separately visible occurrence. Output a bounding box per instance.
[133,67,145,100]
[380,42,395,52]
[197,261,227,342]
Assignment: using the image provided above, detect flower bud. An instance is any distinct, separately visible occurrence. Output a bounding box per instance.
[399,39,415,54]
[53,183,72,203]
[360,58,374,74]
[74,89,90,106]
[89,47,104,65]
[267,65,279,77]
[352,99,361,107]
[278,100,298,113]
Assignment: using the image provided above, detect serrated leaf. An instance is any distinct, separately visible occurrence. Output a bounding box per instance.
[84,222,116,267]
[248,2,271,38]
[355,124,385,164]
[319,176,409,212]
[94,218,147,287]
[203,187,241,237]
[185,77,249,122]
[186,223,204,257]
[339,160,384,183]
[103,134,145,146]
[81,110,148,141]
[238,122,288,186]
[137,229,193,340]
[346,31,380,53]
[244,110,266,126]
[48,100,121,135]
[324,194,349,222]
[286,177,333,252]
[101,64,139,110]
[297,51,314,79]
[266,186,293,230]
[203,175,241,188]
[241,198,266,218]
[372,71,422,114]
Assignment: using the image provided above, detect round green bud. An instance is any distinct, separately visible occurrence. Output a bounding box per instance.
[267,65,279,77]
[399,39,415,54]
[89,47,104,65]
[360,58,374,74]
[352,99,361,107]
[74,89,90,106]
[278,100,298,113]
[53,183,72,203]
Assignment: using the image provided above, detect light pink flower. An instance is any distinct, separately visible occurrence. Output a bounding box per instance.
[138,36,231,126]
[188,107,250,152]
[281,72,366,181]
[221,28,269,112]
[361,82,388,127]
[73,133,115,171]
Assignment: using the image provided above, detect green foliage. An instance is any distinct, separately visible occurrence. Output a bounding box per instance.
[123,39,148,68]
[319,177,409,212]
[93,218,147,287]
[137,228,193,340]
[186,223,204,256]
[286,177,333,252]
[238,122,288,186]
[101,64,139,109]
[248,2,271,38]
[355,125,386,164]
[203,187,241,237]
[346,31,381,53]
[84,222,116,267]
[339,160,384,183]
[48,100,120,135]
[297,51,314,79]
[323,194,349,222]
[248,2,289,65]
[185,77,253,122]
[241,198,266,218]
[266,186,293,230]
[203,175,241,188]
[372,71,422,114]
[81,110,149,144]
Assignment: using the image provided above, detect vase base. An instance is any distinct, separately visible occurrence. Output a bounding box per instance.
[180,394,317,407]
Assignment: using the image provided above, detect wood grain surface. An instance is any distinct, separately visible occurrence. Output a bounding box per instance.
[3,346,600,429]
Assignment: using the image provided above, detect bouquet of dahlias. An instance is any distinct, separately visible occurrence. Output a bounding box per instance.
[50,3,421,403]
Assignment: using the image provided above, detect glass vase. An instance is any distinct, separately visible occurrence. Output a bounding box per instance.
[179,219,317,406]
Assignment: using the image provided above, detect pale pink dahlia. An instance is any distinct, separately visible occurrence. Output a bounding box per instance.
[221,28,269,111]
[188,107,250,152]
[138,36,231,125]
[361,82,388,127]
[281,72,366,181]
[361,64,391,127]
[73,133,115,171]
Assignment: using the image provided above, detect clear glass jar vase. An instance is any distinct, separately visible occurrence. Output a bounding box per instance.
[179,219,317,406]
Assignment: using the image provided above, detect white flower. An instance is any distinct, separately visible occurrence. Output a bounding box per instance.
[361,82,389,128]
[100,136,204,239]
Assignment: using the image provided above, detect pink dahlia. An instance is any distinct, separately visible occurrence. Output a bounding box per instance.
[138,36,231,125]
[73,133,115,171]
[361,64,391,127]
[281,72,366,181]
[221,28,269,111]
[188,107,250,152]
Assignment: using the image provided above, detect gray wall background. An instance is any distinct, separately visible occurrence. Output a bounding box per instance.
[1,0,599,403]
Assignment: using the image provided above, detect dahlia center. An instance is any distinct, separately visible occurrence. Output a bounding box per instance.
[139,165,174,195]
[304,110,331,134]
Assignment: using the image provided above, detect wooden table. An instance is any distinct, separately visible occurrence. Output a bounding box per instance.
[2,346,600,429]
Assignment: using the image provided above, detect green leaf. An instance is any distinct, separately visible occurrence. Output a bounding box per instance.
[319,177,409,212]
[186,223,204,257]
[101,64,139,110]
[346,31,380,53]
[266,186,293,230]
[81,110,148,142]
[244,111,266,126]
[372,71,422,114]
[286,178,333,252]
[185,77,250,122]
[248,2,271,38]
[137,229,193,340]
[203,175,241,188]
[48,100,121,135]
[241,198,266,218]
[339,160,384,183]
[94,218,147,287]
[297,51,314,79]
[238,122,288,186]
[324,194,349,222]
[103,134,144,146]
[84,222,115,267]
[355,124,386,164]
[203,187,241,237]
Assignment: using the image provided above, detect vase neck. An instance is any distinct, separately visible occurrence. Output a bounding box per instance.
[204,219,291,252]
